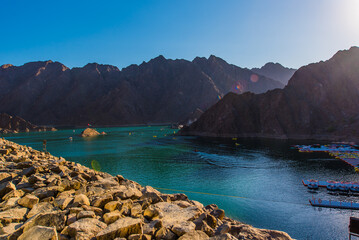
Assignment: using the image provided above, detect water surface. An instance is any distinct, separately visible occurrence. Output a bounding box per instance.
[3,126,358,240]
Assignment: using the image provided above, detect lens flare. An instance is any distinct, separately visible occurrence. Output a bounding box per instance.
[91,160,101,171]
[250,74,259,82]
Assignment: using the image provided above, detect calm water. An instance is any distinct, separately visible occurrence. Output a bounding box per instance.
[3,126,359,240]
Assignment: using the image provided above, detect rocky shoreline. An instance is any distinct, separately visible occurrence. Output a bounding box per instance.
[0,138,293,240]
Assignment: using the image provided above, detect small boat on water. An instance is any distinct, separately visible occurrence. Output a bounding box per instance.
[327,183,338,191]
[307,180,319,190]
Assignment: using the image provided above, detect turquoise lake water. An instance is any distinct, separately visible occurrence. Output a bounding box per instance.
[3,125,359,240]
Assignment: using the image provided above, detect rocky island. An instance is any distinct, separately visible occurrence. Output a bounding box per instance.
[0,113,56,134]
[0,138,292,239]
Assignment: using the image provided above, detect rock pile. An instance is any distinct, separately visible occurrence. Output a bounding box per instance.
[0,138,293,240]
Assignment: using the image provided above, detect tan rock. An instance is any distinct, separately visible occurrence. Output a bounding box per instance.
[80,128,101,137]
[172,221,196,237]
[18,194,39,209]
[67,218,107,239]
[0,222,23,235]
[73,194,90,206]
[155,227,176,240]
[23,210,66,232]
[2,189,25,201]
[54,197,73,210]
[0,181,16,198]
[96,217,142,240]
[103,211,122,224]
[104,201,121,212]
[141,186,163,204]
[147,202,202,227]
[18,226,58,240]
[0,207,28,223]
[0,197,20,209]
[27,202,59,218]
[130,203,142,218]
[209,233,238,240]
[77,210,96,219]
[178,230,209,240]
[92,194,113,208]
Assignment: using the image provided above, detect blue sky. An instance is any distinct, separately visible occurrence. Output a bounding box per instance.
[1,0,358,69]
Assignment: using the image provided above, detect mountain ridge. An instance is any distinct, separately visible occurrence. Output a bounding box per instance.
[252,62,296,85]
[180,47,359,141]
[0,55,283,126]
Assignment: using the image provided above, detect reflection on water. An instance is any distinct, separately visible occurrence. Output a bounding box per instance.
[3,126,359,240]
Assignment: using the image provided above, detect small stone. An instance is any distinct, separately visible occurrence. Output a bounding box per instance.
[72,194,90,206]
[77,210,96,219]
[54,197,73,210]
[92,194,113,208]
[0,181,16,198]
[103,211,122,224]
[104,201,121,212]
[18,194,39,209]
[211,209,225,220]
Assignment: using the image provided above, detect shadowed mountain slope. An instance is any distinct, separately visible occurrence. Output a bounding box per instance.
[0,56,283,126]
[180,47,359,141]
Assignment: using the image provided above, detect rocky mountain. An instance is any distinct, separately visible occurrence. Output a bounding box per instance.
[0,56,283,126]
[0,113,56,134]
[180,47,359,141]
[252,62,296,85]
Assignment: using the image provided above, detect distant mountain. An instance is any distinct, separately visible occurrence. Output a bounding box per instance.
[0,56,283,126]
[0,113,55,134]
[252,62,296,85]
[180,47,359,141]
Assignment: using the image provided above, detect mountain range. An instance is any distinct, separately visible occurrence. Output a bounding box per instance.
[180,47,359,141]
[0,55,284,126]
[252,63,296,85]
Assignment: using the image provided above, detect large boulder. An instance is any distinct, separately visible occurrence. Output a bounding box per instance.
[80,128,101,137]
[0,207,28,223]
[67,218,107,239]
[178,230,209,240]
[96,217,142,240]
[18,226,58,240]
[22,211,67,232]
[145,202,202,227]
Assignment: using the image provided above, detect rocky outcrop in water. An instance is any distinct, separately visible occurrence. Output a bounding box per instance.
[80,128,103,137]
[0,113,56,134]
[0,56,283,126]
[0,138,293,239]
[252,63,296,86]
[180,47,359,141]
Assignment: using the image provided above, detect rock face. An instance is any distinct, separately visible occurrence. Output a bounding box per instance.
[80,128,101,137]
[0,113,56,134]
[0,57,283,126]
[180,47,359,141]
[252,62,297,86]
[0,138,293,240]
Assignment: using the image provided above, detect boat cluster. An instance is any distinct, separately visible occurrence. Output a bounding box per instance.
[306,180,359,194]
